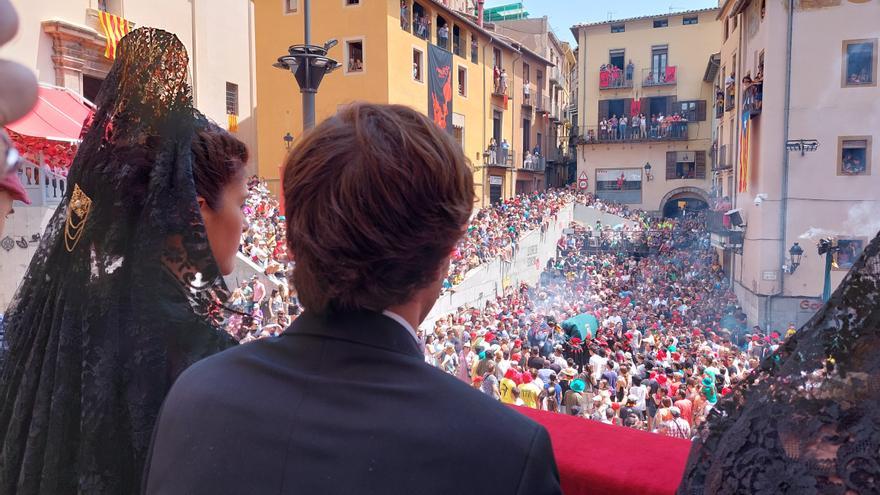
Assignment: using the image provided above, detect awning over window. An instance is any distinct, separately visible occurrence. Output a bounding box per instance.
[5,84,94,142]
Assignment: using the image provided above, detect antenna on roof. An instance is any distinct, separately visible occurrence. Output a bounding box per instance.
[668,5,679,13]
[607,11,615,21]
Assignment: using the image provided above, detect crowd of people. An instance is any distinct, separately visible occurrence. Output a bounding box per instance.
[421,204,791,438]
[595,113,688,142]
[229,180,789,438]
[443,188,578,290]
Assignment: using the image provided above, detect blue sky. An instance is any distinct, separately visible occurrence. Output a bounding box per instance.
[484,0,719,45]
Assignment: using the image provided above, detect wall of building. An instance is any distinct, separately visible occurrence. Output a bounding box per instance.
[718,0,880,329]
[574,9,721,213]
[254,0,391,191]
[1,0,257,170]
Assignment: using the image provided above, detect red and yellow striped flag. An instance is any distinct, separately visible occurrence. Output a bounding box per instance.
[98,11,132,60]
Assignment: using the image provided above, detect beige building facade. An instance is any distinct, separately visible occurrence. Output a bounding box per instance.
[713,0,880,329]
[1,0,258,162]
[493,17,578,188]
[572,9,721,216]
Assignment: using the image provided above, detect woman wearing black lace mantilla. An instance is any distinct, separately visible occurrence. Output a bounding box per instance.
[0,28,248,494]
[679,231,880,494]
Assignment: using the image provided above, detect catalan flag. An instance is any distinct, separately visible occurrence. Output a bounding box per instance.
[98,10,132,60]
[738,111,750,192]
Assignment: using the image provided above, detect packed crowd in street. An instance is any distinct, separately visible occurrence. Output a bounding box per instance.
[229,179,781,438]
[421,206,786,438]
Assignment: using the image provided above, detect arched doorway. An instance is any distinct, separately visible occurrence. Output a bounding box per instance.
[660,187,709,218]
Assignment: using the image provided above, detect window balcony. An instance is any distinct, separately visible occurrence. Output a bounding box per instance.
[484,148,515,167]
[599,65,634,90]
[535,94,550,114]
[521,86,533,109]
[580,122,688,143]
[520,155,546,172]
[724,84,736,112]
[492,80,509,98]
[641,66,677,87]
[743,82,762,116]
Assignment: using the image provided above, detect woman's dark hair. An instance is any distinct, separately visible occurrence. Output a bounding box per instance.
[191,122,249,210]
[282,103,474,314]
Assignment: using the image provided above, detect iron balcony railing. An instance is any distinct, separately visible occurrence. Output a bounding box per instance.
[641,66,677,87]
[580,122,688,143]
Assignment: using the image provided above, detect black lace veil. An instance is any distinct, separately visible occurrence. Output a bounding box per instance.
[0,28,236,494]
[679,230,880,494]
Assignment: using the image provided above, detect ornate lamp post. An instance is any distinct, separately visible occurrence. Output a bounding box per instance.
[273,0,340,131]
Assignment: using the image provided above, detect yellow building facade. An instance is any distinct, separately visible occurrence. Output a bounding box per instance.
[254,0,552,206]
[572,8,721,215]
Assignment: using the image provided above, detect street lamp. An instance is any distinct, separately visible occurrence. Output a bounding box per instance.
[283,133,294,150]
[817,238,840,302]
[644,162,653,181]
[273,0,340,131]
[787,242,804,274]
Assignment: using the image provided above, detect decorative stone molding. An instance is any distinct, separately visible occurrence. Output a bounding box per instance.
[41,10,125,92]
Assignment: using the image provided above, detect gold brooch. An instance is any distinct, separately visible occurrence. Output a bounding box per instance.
[64,184,92,252]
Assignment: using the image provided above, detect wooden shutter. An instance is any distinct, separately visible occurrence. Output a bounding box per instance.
[696,100,707,121]
[623,98,633,117]
[666,151,677,180]
[666,96,678,117]
[640,97,650,116]
[598,100,610,124]
[695,150,707,179]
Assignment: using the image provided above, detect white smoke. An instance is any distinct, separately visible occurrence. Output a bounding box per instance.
[800,201,880,241]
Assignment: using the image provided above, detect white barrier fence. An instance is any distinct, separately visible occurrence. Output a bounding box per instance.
[421,203,635,329]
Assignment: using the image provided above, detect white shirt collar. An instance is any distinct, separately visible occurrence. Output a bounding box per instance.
[382,310,421,348]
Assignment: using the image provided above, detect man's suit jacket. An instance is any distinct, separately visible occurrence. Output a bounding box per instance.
[143,311,562,494]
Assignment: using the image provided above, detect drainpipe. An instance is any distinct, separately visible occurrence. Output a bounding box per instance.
[766,0,795,330]
[512,50,521,175]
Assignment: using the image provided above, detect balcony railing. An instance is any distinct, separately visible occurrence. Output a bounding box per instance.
[412,15,429,40]
[17,161,67,207]
[707,210,731,235]
[580,122,688,143]
[550,66,566,87]
[715,145,731,170]
[535,94,549,114]
[492,81,509,98]
[521,85,533,109]
[725,84,736,112]
[641,66,677,87]
[485,148,516,167]
[520,155,546,172]
[599,66,634,90]
[743,83,762,116]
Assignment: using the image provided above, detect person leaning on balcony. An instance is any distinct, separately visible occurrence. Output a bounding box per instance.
[626,60,634,83]
[609,114,618,139]
[493,64,501,92]
[142,103,563,495]
[631,113,640,139]
[619,115,628,140]
[500,68,509,93]
[639,113,647,139]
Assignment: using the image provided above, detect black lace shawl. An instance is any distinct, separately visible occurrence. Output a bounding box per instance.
[679,230,880,494]
[0,29,236,494]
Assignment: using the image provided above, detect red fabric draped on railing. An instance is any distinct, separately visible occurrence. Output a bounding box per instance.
[513,406,691,495]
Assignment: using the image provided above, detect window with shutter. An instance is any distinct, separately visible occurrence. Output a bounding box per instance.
[598,100,610,124]
[696,151,707,178]
[696,100,707,121]
[666,151,677,180]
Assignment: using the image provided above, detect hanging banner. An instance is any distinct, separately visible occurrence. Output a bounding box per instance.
[428,44,453,134]
[739,110,750,192]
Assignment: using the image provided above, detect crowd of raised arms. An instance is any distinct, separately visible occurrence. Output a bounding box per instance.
[226,179,790,436]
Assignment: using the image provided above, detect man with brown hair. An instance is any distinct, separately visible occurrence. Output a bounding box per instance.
[144,104,562,494]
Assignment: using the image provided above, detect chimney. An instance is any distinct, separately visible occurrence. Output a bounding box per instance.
[477,0,484,27]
